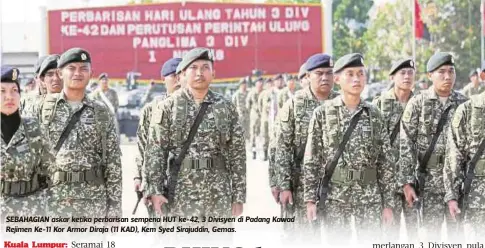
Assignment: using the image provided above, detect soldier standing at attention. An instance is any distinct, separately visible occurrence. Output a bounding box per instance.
[34,48,122,221]
[461,69,484,98]
[372,58,416,241]
[143,48,246,242]
[1,66,53,222]
[91,73,119,115]
[246,77,264,159]
[303,53,396,246]
[276,54,339,243]
[400,52,468,242]
[20,56,48,113]
[259,76,279,161]
[444,91,485,242]
[277,75,297,109]
[232,78,250,142]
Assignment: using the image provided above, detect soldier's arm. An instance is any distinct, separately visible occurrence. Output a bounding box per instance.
[226,103,247,204]
[275,99,296,190]
[245,92,252,110]
[104,114,123,217]
[143,100,171,196]
[375,111,397,209]
[303,108,325,202]
[135,104,152,180]
[113,91,119,113]
[443,103,468,203]
[398,96,421,187]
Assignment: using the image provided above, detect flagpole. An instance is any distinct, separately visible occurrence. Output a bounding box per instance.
[481,0,484,68]
[412,0,416,62]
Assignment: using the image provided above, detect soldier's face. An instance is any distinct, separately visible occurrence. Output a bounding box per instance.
[256,81,263,91]
[288,79,296,91]
[308,67,334,95]
[240,83,247,92]
[392,68,415,91]
[100,78,109,90]
[335,67,367,96]
[184,60,214,91]
[42,68,63,93]
[470,74,479,84]
[59,62,92,91]
[164,73,180,94]
[428,65,455,94]
[0,83,20,115]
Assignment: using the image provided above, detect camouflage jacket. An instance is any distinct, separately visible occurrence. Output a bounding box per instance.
[36,92,122,217]
[399,87,468,194]
[135,94,168,179]
[232,89,249,118]
[258,88,279,121]
[303,96,396,208]
[277,87,295,110]
[246,88,261,117]
[461,82,485,98]
[144,88,246,203]
[276,87,339,190]
[90,88,119,113]
[1,116,53,191]
[444,92,485,208]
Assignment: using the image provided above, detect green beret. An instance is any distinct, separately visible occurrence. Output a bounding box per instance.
[264,78,273,84]
[469,69,478,78]
[98,73,108,80]
[34,56,48,75]
[238,78,247,85]
[426,52,454,73]
[178,47,214,72]
[39,54,60,77]
[389,58,415,76]
[272,74,283,81]
[333,53,365,73]
[58,47,91,68]
[298,63,307,80]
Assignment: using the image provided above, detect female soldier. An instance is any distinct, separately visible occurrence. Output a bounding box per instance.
[1,66,52,219]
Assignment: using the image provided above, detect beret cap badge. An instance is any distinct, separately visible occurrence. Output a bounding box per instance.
[11,69,18,81]
[81,53,87,61]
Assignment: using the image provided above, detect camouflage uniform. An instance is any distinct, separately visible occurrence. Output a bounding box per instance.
[276,87,339,242]
[231,88,249,141]
[36,93,122,219]
[277,87,294,110]
[144,89,246,230]
[303,97,396,245]
[1,117,53,219]
[91,88,120,114]
[444,91,485,242]
[259,88,279,159]
[372,88,415,241]
[461,82,485,98]
[246,87,262,155]
[399,87,468,241]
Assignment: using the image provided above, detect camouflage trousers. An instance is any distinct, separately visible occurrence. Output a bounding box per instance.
[260,119,269,151]
[463,208,485,242]
[249,112,261,149]
[322,200,384,246]
[238,113,250,141]
[383,192,417,242]
[281,184,321,246]
[418,192,460,242]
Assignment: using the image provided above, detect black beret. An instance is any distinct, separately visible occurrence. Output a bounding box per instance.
[426,52,454,73]
[298,63,307,80]
[177,47,214,73]
[58,47,91,68]
[305,53,333,71]
[272,74,283,81]
[98,73,108,80]
[469,69,478,78]
[161,58,182,77]
[34,55,48,75]
[1,66,20,89]
[333,53,365,73]
[238,78,247,85]
[389,58,415,76]
[39,54,60,77]
[264,78,273,84]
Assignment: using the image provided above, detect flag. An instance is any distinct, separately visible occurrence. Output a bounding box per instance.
[414,0,430,40]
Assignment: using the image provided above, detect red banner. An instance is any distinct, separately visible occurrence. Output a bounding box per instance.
[48,2,323,82]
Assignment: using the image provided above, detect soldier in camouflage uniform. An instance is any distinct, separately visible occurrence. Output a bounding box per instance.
[259,76,281,161]
[276,54,339,244]
[445,91,485,242]
[303,53,396,246]
[1,66,53,222]
[20,56,47,114]
[232,78,250,142]
[31,48,122,221]
[277,75,297,109]
[246,77,264,159]
[400,52,468,242]
[461,69,484,98]
[372,58,416,241]
[90,73,120,115]
[144,48,246,242]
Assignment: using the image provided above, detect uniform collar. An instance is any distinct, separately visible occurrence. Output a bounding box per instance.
[57,91,95,108]
[182,88,217,103]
